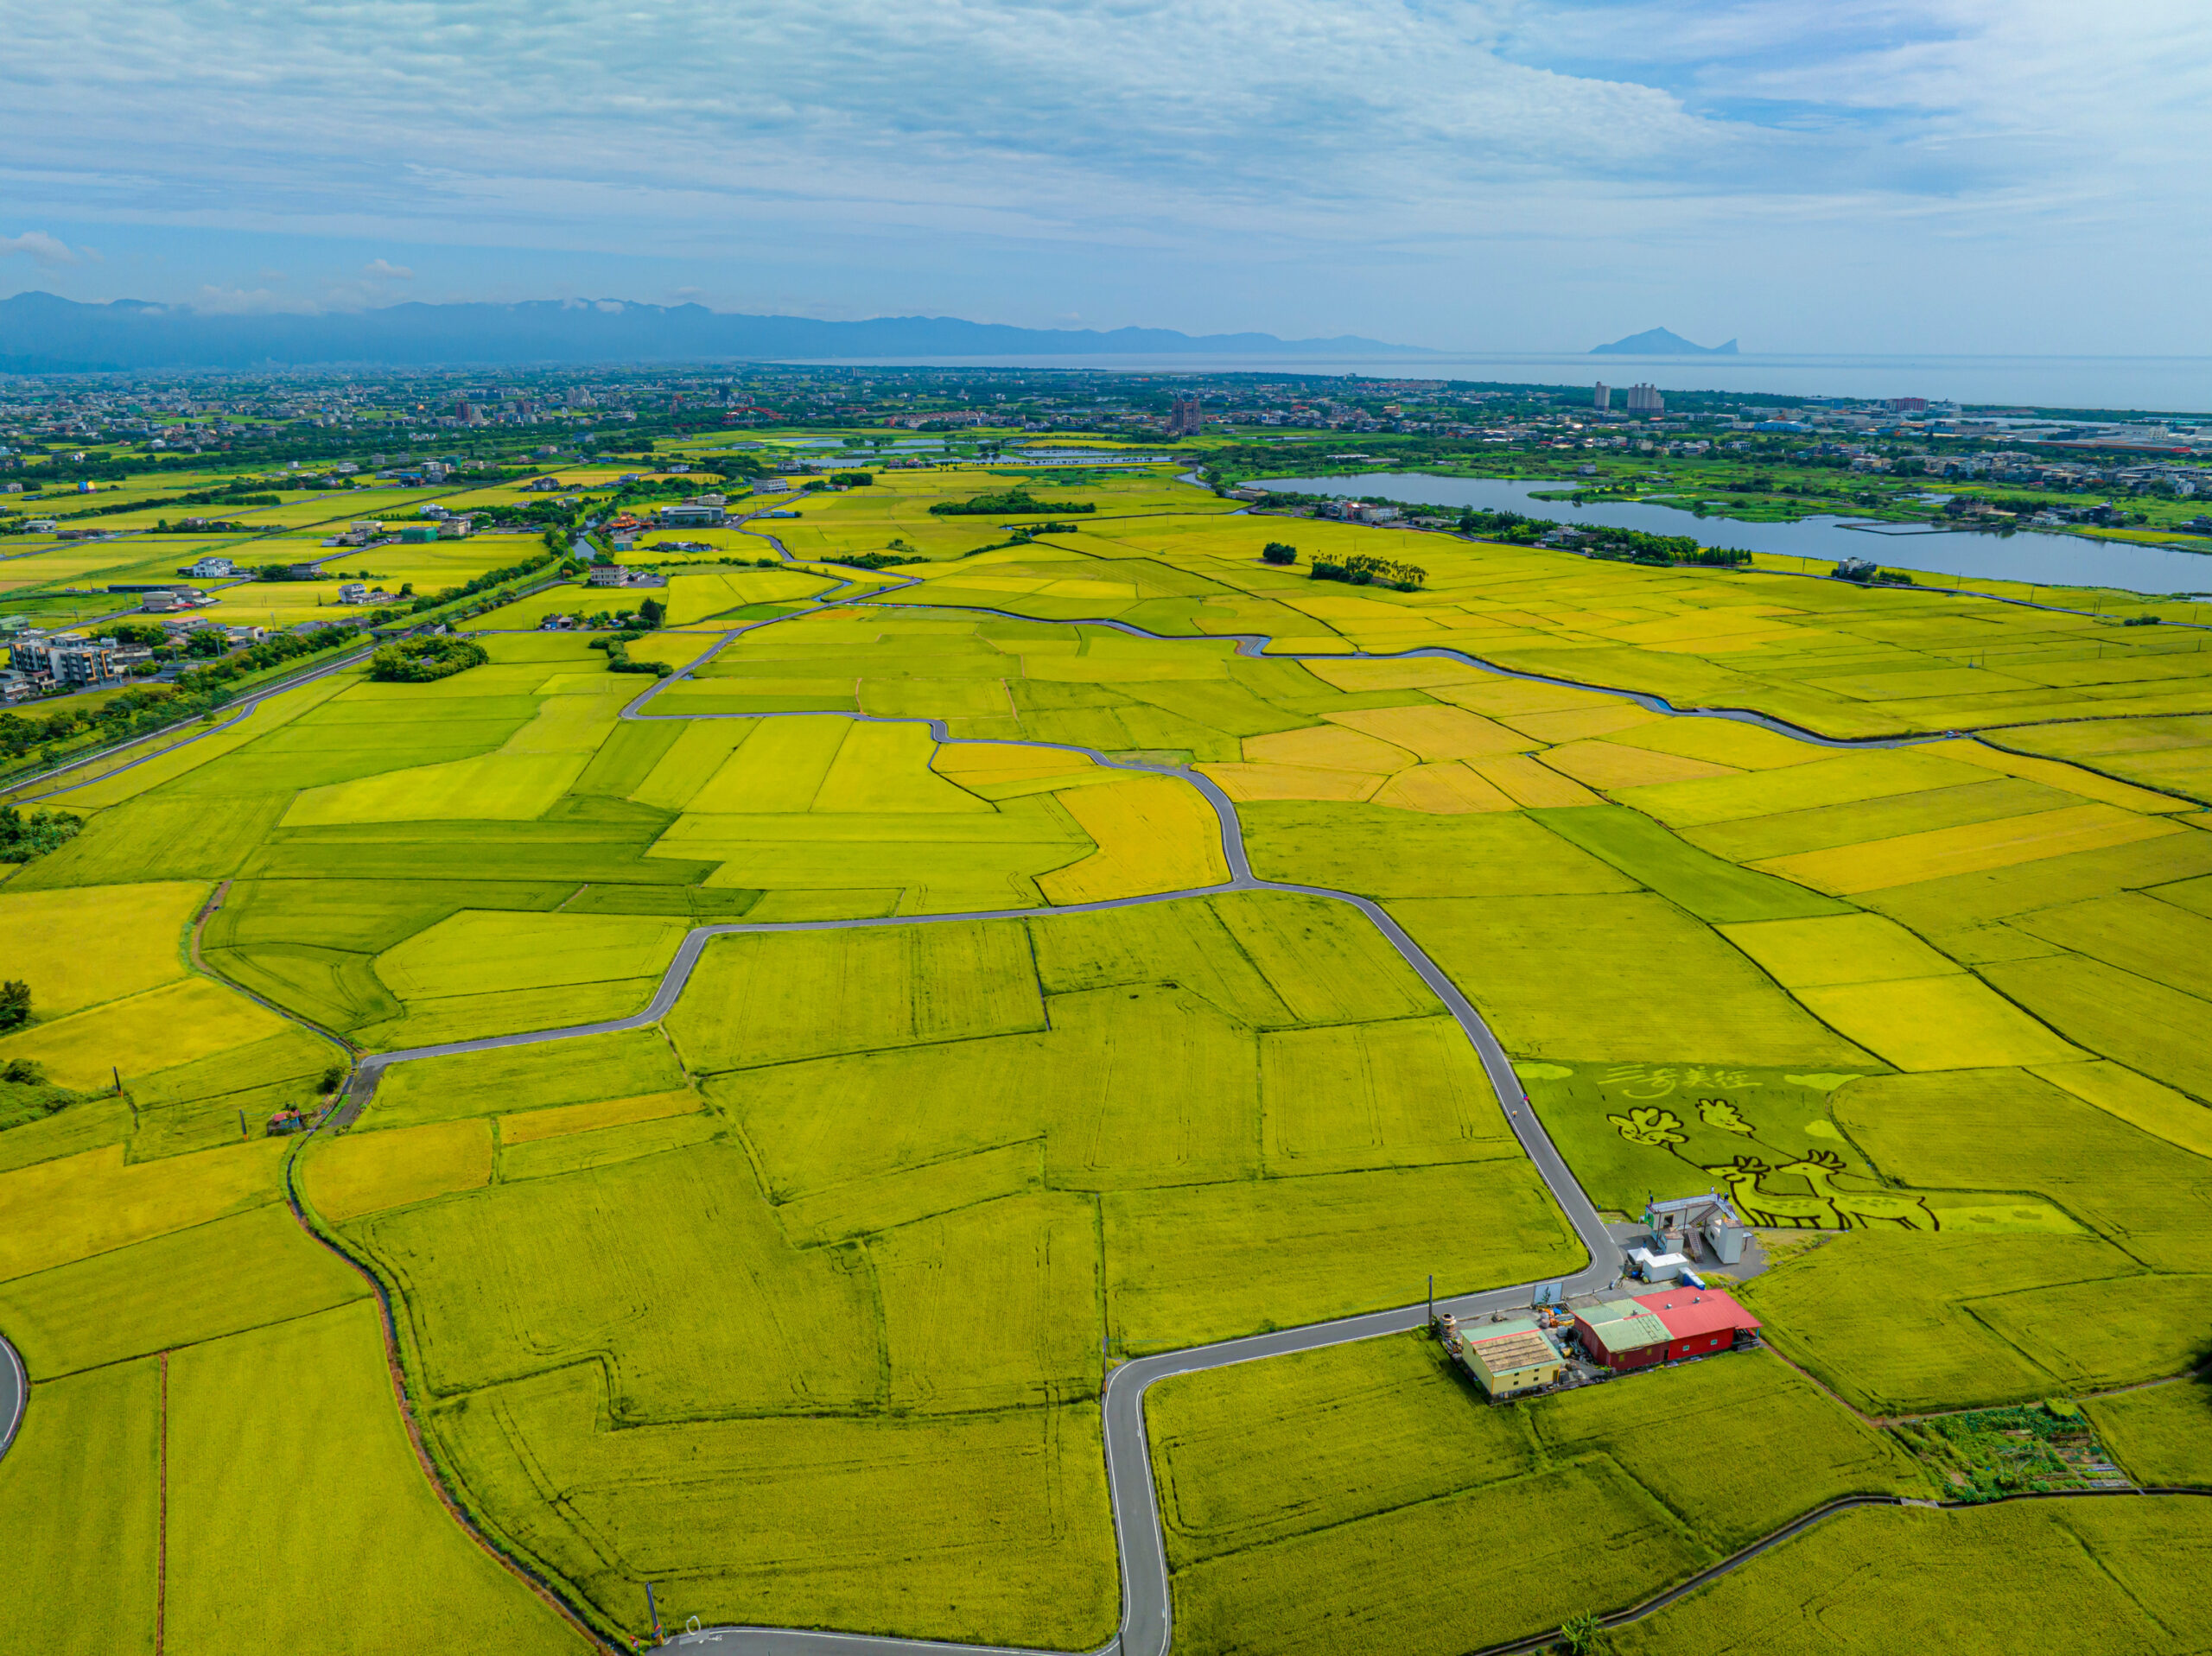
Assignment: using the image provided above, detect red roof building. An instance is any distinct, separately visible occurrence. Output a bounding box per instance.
[1630,1287,1760,1362]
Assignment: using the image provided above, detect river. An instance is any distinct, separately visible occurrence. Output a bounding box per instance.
[1257,473,2212,595]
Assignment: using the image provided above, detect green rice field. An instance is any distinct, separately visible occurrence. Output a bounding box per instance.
[4,454,2210,1653]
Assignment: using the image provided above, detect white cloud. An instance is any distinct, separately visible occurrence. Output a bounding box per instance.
[0,1,2205,349]
[0,229,92,266]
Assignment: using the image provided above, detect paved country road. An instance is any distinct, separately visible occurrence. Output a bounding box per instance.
[0,1332,22,1462]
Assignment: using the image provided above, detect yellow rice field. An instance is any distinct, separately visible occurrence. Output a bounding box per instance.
[1037,775,1230,902]
[304,1120,496,1221]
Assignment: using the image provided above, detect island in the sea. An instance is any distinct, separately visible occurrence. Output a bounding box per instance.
[1592,326,1740,355]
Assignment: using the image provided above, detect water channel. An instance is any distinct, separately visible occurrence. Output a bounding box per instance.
[1258,473,2212,595]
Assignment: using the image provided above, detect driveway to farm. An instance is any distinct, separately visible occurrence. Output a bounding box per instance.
[225,554,1965,1653]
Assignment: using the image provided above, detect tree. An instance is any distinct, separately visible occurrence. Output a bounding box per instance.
[0,980,29,1033]
[318,1064,346,1095]
[185,628,228,658]
[1262,542,1297,565]
[637,596,666,629]
[1558,1612,1607,1655]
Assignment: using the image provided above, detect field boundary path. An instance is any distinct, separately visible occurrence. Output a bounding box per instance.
[31,536,2183,1654]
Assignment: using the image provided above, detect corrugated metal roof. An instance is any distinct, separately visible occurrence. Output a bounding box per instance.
[1632,1288,1761,1342]
[1467,1331,1560,1372]
[1577,1299,1649,1327]
[1584,1310,1670,1354]
[1469,1316,1541,1341]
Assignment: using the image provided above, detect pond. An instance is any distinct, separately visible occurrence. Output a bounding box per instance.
[1257,473,2212,596]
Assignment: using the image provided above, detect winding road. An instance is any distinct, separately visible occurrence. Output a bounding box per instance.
[2,525,2180,1654]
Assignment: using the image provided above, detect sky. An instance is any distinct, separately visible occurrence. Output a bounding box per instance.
[2,0,2208,354]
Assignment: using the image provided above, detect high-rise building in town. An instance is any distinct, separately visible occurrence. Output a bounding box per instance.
[1168,391,1203,436]
[1593,382,1611,411]
[1624,383,1664,414]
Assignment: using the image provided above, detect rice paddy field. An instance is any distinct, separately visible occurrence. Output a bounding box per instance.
[1145,1334,1925,1656]
[5,458,2211,1653]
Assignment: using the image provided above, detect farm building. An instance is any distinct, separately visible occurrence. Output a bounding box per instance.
[1573,1289,1760,1371]
[1572,1300,1674,1373]
[1633,1287,1761,1361]
[1643,1191,1749,1267]
[1442,1315,1567,1399]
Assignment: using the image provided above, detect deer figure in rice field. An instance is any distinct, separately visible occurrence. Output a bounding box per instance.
[1783,1150,1940,1231]
[1705,1154,1840,1230]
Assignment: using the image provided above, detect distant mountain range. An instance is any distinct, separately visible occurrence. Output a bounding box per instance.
[0,291,1419,373]
[1592,327,1739,356]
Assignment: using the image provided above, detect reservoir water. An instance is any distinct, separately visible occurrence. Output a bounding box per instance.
[1258,474,2212,595]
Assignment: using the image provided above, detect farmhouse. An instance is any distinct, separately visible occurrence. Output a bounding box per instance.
[1573,1289,1760,1372]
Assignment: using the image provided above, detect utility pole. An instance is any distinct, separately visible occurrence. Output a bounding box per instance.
[1427,1274,1434,1327]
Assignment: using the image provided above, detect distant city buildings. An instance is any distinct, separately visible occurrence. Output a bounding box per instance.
[1624,383,1664,415]
[1168,392,1203,436]
[1592,382,1611,411]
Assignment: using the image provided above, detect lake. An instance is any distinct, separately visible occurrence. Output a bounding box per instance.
[1257,473,2212,595]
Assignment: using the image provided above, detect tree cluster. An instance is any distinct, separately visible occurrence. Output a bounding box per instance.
[1310,554,1426,590]
[0,806,81,864]
[929,486,1096,517]
[366,636,489,682]
[593,627,673,677]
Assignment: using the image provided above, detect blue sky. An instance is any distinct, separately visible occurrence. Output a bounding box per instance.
[2,0,2206,353]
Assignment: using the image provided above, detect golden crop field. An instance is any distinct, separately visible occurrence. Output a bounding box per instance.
[6,453,2212,1654]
